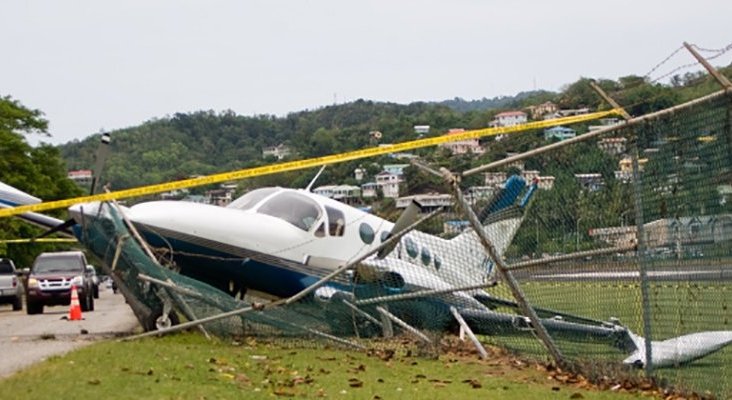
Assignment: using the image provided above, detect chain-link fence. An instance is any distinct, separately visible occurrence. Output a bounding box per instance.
[80,89,732,397]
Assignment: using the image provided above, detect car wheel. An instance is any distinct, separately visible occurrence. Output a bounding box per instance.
[26,301,43,315]
[93,285,99,299]
[88,293,95,311]
[80,292,90,312]
[12,295,22,311]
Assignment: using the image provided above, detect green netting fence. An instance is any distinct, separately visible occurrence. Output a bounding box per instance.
[79,89,732,397]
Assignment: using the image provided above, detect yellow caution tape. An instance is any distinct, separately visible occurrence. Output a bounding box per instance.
[0,238,78,244]
[0,109,619,218]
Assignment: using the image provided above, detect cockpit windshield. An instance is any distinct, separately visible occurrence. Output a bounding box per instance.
[228,188,280,211]
[257,191,322,231]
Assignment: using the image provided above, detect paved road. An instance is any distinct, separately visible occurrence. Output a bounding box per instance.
[0,287,139,378]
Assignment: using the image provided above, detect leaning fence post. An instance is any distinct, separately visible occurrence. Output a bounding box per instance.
[444,168,565,366]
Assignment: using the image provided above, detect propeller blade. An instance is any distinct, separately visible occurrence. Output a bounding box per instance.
[35,218,76,239]
[90,131,111,195]
[377,200,422,259]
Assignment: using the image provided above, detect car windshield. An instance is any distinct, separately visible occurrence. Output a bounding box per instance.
[257,192,322,231]
[0,260,14,274]
[227,188,280,211]
[33,256,83,274]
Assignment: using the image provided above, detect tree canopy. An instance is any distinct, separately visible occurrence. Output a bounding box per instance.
[0,95,83,267]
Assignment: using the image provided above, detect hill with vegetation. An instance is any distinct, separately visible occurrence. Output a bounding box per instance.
[58,66,730,194]
[3,64,730,264]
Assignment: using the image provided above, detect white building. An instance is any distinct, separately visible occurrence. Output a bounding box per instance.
[396,193,453,212]
[589,118,623,132]
[493,111,528,127]
[383,164,409,175]
[313,185,361,204]
[262,144,292,160]
[598,137,628,155]
[537,176,555,190]
[575,173,605,191]
[484,171,508,187]
[375,171,403,198]
[361,182,378,198]
[68,170,92,186]
[354,167,365,181]
[521,170,540,182]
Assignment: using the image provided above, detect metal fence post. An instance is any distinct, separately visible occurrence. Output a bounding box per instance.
[630,141,653,376]
[446,170,566,366]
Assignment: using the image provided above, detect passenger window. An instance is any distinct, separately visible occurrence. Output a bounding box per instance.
[421,247,431,266]
[405,237,418,258]
[359,223,375,244]
[326,206,346,236]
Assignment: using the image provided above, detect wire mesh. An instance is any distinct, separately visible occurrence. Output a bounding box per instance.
[77,92,732,397]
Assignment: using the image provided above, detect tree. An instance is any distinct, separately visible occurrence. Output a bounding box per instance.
[0,95,83,267]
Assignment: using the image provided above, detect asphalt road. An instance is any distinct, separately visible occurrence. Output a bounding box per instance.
[0,286,139,378]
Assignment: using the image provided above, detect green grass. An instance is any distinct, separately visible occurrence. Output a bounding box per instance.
[515,280,732,396]
[0,333,646,400]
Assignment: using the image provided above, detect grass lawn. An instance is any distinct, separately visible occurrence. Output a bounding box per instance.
[515,280,732,396]
[0,333,651,400]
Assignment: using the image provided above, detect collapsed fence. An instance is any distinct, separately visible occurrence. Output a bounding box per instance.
[75,49,732,397]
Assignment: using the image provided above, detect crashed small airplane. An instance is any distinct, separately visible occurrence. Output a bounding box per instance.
[2,176,732,368]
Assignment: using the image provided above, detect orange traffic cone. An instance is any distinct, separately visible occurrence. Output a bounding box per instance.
[69,285,83,321]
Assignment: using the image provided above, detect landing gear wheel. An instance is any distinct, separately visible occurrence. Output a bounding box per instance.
[145,310,180,332]
[155,315,173,330]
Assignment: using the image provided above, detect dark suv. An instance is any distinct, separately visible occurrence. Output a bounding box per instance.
[0,258,22,311]
[26,251,95,315]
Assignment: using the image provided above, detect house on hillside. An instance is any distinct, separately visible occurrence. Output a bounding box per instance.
[493,111,528,127]
[313,185,361,204]
[484,171,508,187]
[614,156,648,183]
[546,108,590,119]
[262,144,292,160]
[537,176,555,190]
[440,128,484,155]
[361,182,378,198]
[68,170,93,186]
[526,102,558,119]
[544,126,576,141]
[375,171,403,198]
[589,118,622,132]
[598,137,627,155]
[575,173,604,191]
[383,164,409,175]
[396,193,453,212]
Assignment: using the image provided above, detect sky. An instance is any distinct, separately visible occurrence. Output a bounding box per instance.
[2,0,731,146]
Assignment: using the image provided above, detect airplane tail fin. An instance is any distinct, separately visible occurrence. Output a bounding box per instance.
[447,176,537,284]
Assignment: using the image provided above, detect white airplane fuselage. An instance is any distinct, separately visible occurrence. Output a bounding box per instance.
[92,187,505,301]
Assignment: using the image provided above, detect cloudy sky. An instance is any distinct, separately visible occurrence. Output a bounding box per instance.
[2,1,731,146]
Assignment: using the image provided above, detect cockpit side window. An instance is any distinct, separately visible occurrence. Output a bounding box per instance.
[227,188,279,211]
[325,206,346,236]
[258,192,322,231]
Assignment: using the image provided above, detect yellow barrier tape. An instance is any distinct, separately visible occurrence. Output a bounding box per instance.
[0,238,78,244]
[0,109,619,218]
